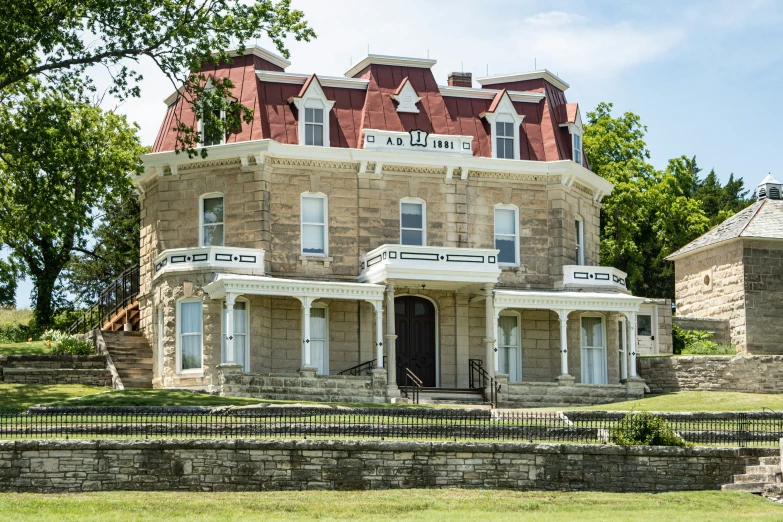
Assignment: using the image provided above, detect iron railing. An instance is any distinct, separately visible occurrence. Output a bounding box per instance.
[68,264,140,335]
[400,367,423,405]
[468,358,501,408]
[0,409,781,447]
[338,357,387,376]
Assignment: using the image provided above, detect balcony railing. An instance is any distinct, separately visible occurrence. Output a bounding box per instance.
[358,244,500,288]
[561,265,628,291]
[153,246,265,279]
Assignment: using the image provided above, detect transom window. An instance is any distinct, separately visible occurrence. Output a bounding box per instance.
[178,300,203,372]
[201,195,224,247]
[301,194,327,256]
[494,206,519,266]
[496,120,515,159]
[581,316,607,384]
[573,133,583,166]
[400,199,426,246]
[304,103,324,146]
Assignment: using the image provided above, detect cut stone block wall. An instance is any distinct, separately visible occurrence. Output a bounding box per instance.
[673,317,731,346]
[498,378,645,408]
[637,355,783,394]
[0,439,770,493]
[0,355,110,386]
[742,240,783,355]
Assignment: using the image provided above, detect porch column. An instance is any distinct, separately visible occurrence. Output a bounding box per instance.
[297,296,314,368]
[556,310,572,377]
[385,283,397,386]
[483,284,496,378]
[224,292,236,363]
[628,311,638,379]
[372,300,384,369]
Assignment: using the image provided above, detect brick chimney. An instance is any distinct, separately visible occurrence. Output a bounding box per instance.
[448,72,472,88]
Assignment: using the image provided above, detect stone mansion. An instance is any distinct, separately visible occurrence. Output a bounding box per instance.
[134,45,655,406]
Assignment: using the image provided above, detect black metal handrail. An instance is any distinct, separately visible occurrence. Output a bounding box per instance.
[338,356,387,376]
[68,264,140,335]
[400,367,423,405]
[469,358,501,408]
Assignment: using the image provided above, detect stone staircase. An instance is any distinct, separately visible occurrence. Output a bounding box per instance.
[102,331,153,389]
[416,388,489,407]
[722,455,782,493]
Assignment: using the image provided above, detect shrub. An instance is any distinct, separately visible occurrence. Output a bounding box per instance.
[41,329,67,344]
[610,411,687,447]
[672,324,719,355]
[51,335,94,355]
[681,342,736,355]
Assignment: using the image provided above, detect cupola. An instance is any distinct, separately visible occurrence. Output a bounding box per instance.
[757,174,782,201]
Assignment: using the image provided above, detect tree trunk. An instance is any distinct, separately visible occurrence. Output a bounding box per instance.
[32,268,59,329]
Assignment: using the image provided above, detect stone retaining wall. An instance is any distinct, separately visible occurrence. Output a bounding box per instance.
[218,364,387,403]
[637,355,783,394]
[0,438,771,493]
[673,317,731,346]
[0,355,111,386]
[498,376,645,408]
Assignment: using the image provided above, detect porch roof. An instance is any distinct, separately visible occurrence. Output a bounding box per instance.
[494,289,645,313]
[203,274,386,303]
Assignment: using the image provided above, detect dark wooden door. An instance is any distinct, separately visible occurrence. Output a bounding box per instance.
[395,296,437,387]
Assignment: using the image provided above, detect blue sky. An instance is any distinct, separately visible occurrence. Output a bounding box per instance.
[12,0,783,307]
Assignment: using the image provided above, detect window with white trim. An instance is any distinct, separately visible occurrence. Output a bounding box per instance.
[618,318,628,380]
[222,300,249,371]
[494,205,519,266]
[301,194,328,256]
[573,133,583,166]
[581,315,607,384]
[495,118,515,159]
[497,312,522,382]
[310,304,329,375]
[178,299,202,372]
[575,216,585,265]
[400,199,426,246]
[304,101,324,146]
[201,194,224,247]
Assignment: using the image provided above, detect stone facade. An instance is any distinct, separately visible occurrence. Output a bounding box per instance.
[637,355,783,394]
[498,377,645,408]
[0,355,111,386]
[673,239,783,354]
[673,317,731,346]
[0,438,770,493]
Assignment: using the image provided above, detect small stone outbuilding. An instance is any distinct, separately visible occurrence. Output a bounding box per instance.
[667,175,783,354]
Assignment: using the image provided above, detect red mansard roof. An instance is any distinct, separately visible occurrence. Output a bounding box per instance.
[151,47,588,168]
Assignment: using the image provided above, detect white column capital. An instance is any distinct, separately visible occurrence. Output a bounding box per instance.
[483,284,495,296]
[368,299,383,312]
[225,292,238,307]
[296,296,315,308]
[556,309,572,322]
[385,282,395,293]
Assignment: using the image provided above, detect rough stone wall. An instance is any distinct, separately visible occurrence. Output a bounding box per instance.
[0,439,768,493]
[499,380,644,408]
[0,355,110,386]
[673,317,731,346]
[638,355,783,394]
[742,240,783,355]
[673,240,746,350]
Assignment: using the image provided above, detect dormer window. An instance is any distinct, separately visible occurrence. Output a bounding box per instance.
[289,75,335,148]
[573,133,583,166]
[480,90,523,160]
[304,103,324,146]
[496,119,515,159]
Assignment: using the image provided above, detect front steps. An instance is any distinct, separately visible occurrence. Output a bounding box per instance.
[416,388,488,406]
[102,331,153,389]
[722,456,782,493]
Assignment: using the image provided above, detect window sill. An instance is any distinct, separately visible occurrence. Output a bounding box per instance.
[300,255,334,268]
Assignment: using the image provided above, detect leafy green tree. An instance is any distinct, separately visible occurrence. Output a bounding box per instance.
[0,258,18,308]
[0,91,144,327]
[0,0,315,155]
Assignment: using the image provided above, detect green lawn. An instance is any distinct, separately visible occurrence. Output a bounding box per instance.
[0,490,780,521]
[559,391,783,412]
[0,384,111,410]
[0,340,50,355]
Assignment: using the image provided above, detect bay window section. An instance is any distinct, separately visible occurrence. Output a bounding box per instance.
[201,195,224,247]
[178,300,203,372]
[301,194,327,256]
[400,200,425,246]
[494,206,519,266]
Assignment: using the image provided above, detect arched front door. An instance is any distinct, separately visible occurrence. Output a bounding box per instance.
[395,296,437,387]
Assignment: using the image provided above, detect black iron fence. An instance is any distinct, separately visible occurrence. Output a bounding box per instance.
[1,408,782,447]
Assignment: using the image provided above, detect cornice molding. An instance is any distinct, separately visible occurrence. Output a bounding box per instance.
[494,289,645,313]
[204,274,385,303]
[476,70,570,92]
[345,54,436,78]
[257,70,369,90]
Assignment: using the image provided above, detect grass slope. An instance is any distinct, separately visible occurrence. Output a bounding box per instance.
[558,391,783,412]
[0,384,111,410]
[0,340,50,356]
[0,490,780,521]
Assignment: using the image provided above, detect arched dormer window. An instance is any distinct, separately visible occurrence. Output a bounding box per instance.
[200,193,224,247]
[289,75,335,147]
[481,90,524,160]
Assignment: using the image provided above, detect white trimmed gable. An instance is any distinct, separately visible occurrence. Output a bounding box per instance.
[480,91,524,160]
[288,75,335,147]
[390,79,422,113]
